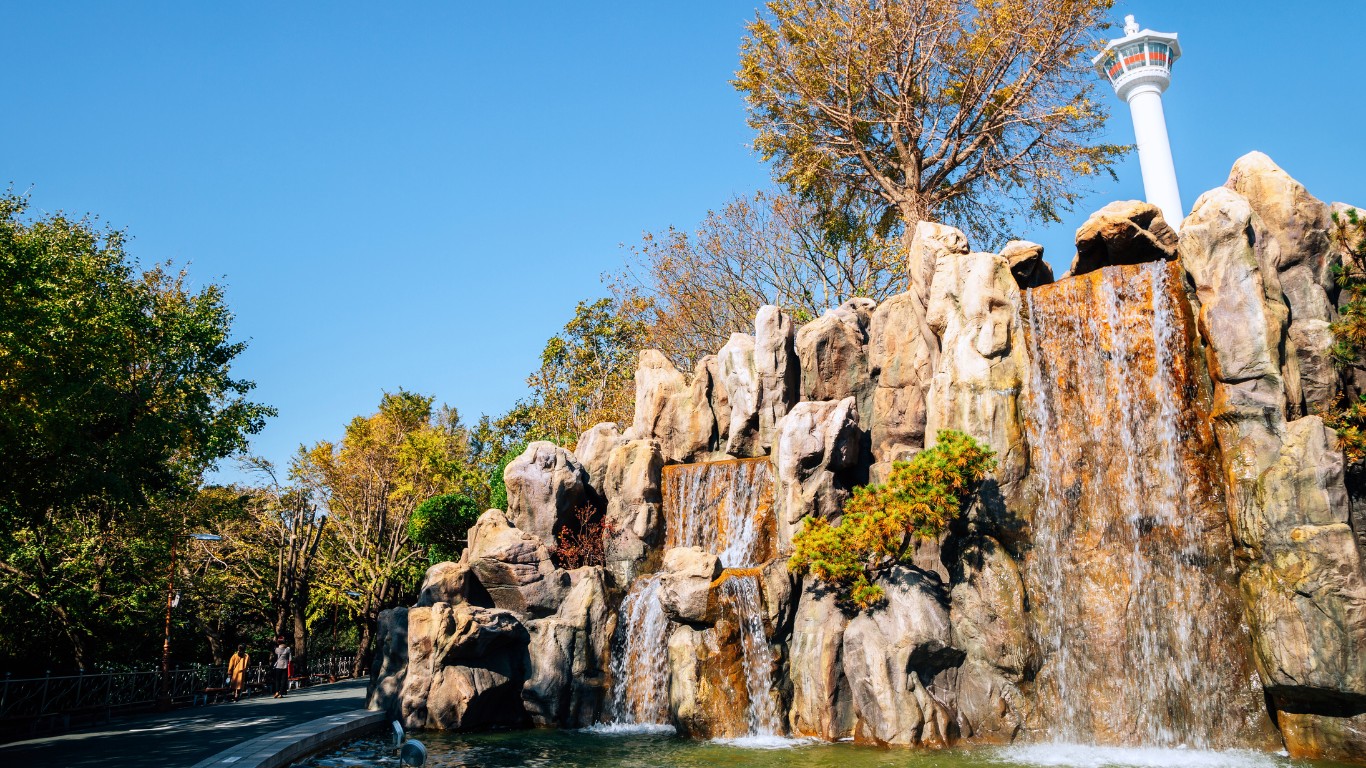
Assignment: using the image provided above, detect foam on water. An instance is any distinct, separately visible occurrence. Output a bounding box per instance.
[580,722,677,737]
[995,743,1286,768]
[709,734,812,750]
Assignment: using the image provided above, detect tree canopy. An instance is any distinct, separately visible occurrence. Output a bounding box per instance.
[735,0,1124,245]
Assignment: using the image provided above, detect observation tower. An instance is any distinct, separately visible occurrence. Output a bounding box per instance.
[1094,15,1184,229]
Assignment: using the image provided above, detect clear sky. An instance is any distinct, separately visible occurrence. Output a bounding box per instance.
[3,1,1362,484]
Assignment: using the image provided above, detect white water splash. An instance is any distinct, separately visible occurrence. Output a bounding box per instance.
[996,743,1286,768]
[607,575,671,726]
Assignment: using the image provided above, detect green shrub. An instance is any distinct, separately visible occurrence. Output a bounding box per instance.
[789,430,996,610]
[410,493,482,564]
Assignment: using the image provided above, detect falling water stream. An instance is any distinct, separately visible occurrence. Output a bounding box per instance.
[607,458,780,737]
[1022,261,1256,747]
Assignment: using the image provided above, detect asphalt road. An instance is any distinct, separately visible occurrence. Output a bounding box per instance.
[0,678,369,768]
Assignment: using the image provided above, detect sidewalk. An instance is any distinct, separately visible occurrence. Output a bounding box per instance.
[0,679,370,768]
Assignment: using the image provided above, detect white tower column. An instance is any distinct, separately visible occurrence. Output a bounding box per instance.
[1093,15,1185,230]
[1125,84,1183,230]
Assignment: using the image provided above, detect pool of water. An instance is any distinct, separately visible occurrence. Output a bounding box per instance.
[292,728,1358,768]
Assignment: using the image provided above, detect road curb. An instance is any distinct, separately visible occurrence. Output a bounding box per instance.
[187,709,385,768]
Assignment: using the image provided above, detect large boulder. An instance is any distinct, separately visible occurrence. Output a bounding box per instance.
[522,567,615,727]
[573,422,626,496]
[658,547,722,625]
[398,602,530,731]
[925,250,1029,495]
[770,398,860,554]
[842,566,960,746]
[786,580,855,740]
[908,221,970,370]
[601,439,665,584]
[626,350,718,463]
[868,291,933,471]
[1227,151,1340,416]
[503,442,590,550]
[415,561,472,608]
[719,332,761,457]
[464,510,568,619]
[755,305,800,452]
[367,606,409,716]
[1069,200,1178,276]
[1001,240,1053,289]
[947,537,1035,742]
[796,298,877,423]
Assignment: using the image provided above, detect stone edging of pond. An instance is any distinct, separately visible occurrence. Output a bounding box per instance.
[188,709,387,768]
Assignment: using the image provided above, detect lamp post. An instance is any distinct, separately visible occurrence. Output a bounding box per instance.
[158,532,221,709]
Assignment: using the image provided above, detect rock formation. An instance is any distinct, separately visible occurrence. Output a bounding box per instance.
[369,154,1366,764]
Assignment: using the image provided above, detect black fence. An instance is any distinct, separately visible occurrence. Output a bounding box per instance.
[0,654,360,739]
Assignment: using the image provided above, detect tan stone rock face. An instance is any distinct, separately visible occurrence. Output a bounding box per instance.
[399,602,530,731]
[465,510,568,619]
[1226,151,1341,416]
[770,398,859,555]
[503,442,590,551]
[522,567,615,727]
[796,298,877,423]
[786,580,854,740]
[415,561,471,608]
[925,250,1028,495]
[1183,176,1366,760]
[842,566,959,747]
[626,351,719,463]
[868,291,933,471]
[720,333,761,457]
[573,422,625,497]
[601,439,664,585]
[658,547,722,624]
[1069,200,1178,277]
[367,606,409,716]
[755,305,800,453]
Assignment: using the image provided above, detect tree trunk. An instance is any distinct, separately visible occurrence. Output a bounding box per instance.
[292,603,308,678]
[351,620,373,679]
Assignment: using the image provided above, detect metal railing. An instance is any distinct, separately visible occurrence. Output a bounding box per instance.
[0,654,357,727]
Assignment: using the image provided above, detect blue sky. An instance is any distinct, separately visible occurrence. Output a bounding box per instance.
[3,1,1362,484]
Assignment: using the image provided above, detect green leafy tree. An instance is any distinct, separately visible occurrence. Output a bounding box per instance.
[0,192,273,671]
[410,493,482,564]
[1328,207,1366,465]
[501,297,647,446]
[295,390,467,675]
[790,430,996,610]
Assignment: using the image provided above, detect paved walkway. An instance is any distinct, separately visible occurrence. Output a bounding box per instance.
[0,679,369,768]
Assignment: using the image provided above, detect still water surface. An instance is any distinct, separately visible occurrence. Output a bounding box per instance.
[293,727,1357,768]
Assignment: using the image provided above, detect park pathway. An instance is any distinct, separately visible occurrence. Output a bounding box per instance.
[0,678,368,768]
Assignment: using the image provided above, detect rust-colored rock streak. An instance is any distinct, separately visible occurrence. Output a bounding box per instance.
[662,458,775,567]
[1021,260,1271,747]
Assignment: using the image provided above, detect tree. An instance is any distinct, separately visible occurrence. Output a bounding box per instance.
[0,192,273,671]
[789,430,995,609]
[613,189,902,369]
[410,493,482,564]
[295,390,466,676]
[501,297,647,446]
[1328,207,1366,466]
[735,0,1123,248]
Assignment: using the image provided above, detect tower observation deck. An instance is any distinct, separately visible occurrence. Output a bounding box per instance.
[1093,15,1184,230]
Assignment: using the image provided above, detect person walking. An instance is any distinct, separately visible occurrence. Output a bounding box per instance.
[270,636,292,699]
[227,644,250,702]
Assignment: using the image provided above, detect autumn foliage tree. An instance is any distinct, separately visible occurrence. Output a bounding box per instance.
[790,430,996,609]
[1328,207,1366,465]
[735,0,1124,246]
[614,189,902,369]
[294,390,468,675]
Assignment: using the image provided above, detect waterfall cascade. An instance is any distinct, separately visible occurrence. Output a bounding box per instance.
[608,458,782,738]
[1021,260,1269,747]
